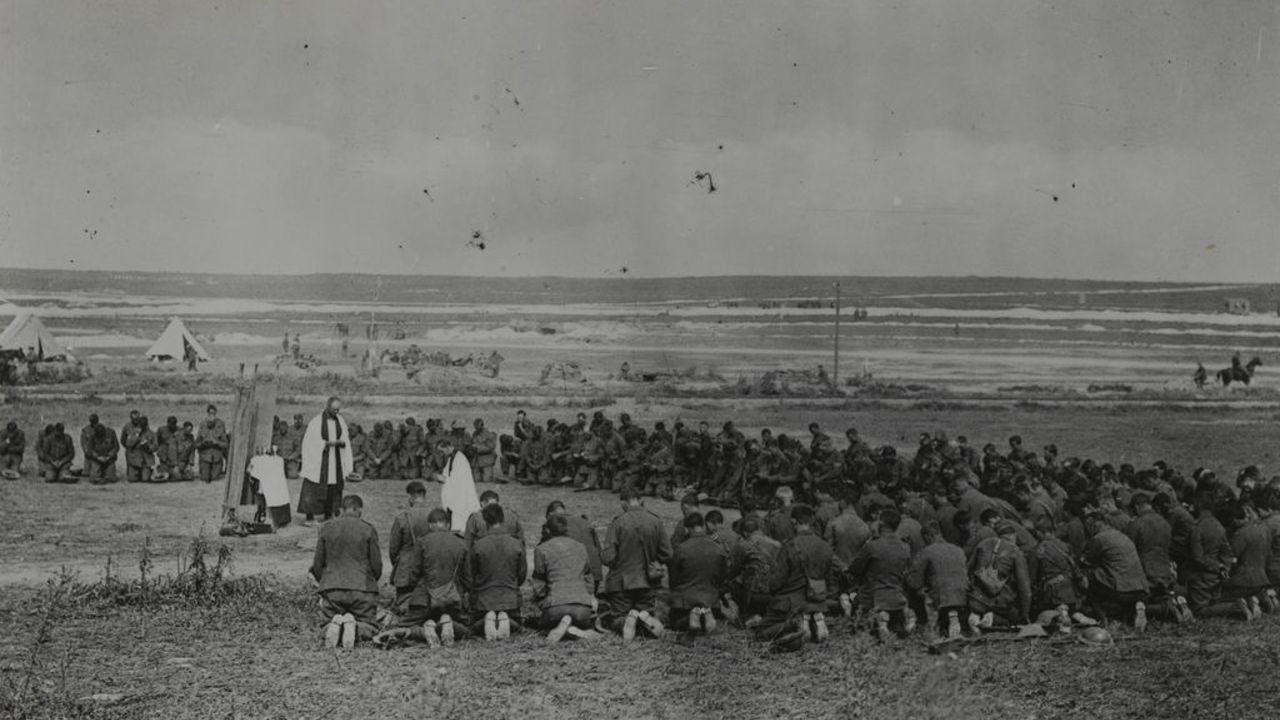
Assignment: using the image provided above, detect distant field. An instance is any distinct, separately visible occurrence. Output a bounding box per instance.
[4,268,1279,311]
[3,271,1277,400]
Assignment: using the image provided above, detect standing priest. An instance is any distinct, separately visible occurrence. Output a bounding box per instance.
[298,396,353,524]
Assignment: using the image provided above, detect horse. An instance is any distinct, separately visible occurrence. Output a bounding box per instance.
[1217,356,1263,387]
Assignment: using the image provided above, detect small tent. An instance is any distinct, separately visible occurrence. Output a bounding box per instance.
[0,313,70,361]
[146,317,211,362]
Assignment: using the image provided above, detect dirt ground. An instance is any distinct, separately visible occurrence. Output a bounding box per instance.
[2,395,1279,718]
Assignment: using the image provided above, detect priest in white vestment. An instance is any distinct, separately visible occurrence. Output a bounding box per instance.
[297,396,353,523]
[435,437,479,533]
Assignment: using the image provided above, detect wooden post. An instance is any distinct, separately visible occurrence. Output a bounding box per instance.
[222,373,278,523]
[833,281,841,389]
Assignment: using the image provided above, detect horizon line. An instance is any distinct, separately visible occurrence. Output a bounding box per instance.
[0,266,1272,288]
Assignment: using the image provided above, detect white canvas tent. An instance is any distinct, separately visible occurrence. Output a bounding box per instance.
[0,313,70,360]
[146,317,211,362]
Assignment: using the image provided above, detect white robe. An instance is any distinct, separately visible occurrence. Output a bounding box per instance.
[247,454,290,508]
[440,451,480,532]
[300,412,353,488]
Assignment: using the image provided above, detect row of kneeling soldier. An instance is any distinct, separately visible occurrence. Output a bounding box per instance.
[310,472,1280,652]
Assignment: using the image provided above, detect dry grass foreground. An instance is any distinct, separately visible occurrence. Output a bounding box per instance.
[1,562,1278,720]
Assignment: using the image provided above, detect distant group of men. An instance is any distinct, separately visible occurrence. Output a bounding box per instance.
[307,410,1280,651]
[335,409,702,500]
[1,405,230,484]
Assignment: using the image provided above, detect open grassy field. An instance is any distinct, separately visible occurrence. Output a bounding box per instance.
[2,396,1279,719]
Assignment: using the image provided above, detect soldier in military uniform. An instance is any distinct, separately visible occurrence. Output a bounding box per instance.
[600,489,672,639]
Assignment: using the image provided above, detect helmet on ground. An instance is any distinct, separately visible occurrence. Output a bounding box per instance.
[1078,626,1113,647]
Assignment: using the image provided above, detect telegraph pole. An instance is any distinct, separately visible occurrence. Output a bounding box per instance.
[833,281,841,388]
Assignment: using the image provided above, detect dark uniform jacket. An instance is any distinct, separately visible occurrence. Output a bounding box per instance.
[310,515,382,593]
[1183,513,1234,579]
[541,514,604,585]
[79,423,99,460]
[1124,508,1174,587]
[1027,536,1079,608]
[122,426,156,467]
[366,428,395,468]
[601,505,672,593]
[728,533,782,597]
[768,539,810,608]
[522,437,550,474]
[196,419,228,463]
[969,535,1032,621]
[1025,494,1057,531]
[788,528,836,610]
[1081,528,1148,594]
[849,533,911,611]
[956,486,998,526]
[399,424,425,461]
[389,506,433,587]
[279,424,304,464]
[0,427,25,458]
[45,432,75,466]
[405,529,470,608]
[825,510,872,573]
[1264,513,1280,586]
[668,534,728,609]
[764,507,797,543]
[469,429,498,470]
[86,427,120,462]
[155,425,179,464]
[174,431,196,467]
[1166,504,1202,570]
[934,502,964,546]
[1059,517,1090,560]
[710,527,741,556]
[349,430,368,466]
[813,500,840,539]
[464,507,525,549]
[912,539,970,609]
[470,532,527,612]
[896,516,925,558]
[532,536,594,609]
[1225,521,1272,592]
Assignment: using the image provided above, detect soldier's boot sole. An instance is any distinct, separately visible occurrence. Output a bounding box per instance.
[547,615,573,644]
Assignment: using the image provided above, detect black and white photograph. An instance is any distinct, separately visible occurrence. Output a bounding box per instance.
[1,1,1278,718]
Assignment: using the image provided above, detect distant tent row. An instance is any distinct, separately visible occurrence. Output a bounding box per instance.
[0,313,210,363]
[147,317,210,362]
[0,313,72,361]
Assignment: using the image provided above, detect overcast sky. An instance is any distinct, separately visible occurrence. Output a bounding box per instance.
[2,0,1277,281]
